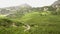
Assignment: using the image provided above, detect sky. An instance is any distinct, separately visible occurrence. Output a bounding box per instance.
[0,0,57,8]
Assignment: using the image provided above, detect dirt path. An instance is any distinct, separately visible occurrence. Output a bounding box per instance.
[23,24,31,32]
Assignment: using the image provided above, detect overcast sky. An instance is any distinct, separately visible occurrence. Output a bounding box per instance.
[0,0,57,8]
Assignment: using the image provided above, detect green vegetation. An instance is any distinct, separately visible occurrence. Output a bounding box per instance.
[0,10,60,34]
[0,5,60,34]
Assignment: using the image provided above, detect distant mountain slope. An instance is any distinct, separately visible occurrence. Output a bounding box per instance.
[0,4,32,15]
[0,0,59,17]
[52,0,60,8]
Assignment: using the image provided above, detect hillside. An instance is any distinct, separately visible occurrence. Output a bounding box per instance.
[0,0,60,34]
[0,4,32,15]
[52,0,60,8]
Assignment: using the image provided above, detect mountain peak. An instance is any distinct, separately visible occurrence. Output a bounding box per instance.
[19,4,32,8]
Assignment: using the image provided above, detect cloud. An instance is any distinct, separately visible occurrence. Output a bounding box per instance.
[0,0,57,8]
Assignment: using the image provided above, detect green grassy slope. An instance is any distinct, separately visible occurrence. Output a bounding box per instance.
[0,11,60,34]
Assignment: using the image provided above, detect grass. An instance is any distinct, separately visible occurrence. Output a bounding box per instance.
[0,12,60,34]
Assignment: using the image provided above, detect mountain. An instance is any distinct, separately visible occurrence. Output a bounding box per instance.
[0,1,59,17]
[52,0,60,8]
[0,4,32,16]
[0,4,32,18]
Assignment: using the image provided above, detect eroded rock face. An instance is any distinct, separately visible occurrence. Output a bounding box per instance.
[52,0,60,8]
[58,0,60,1]
[0,4,32,15]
